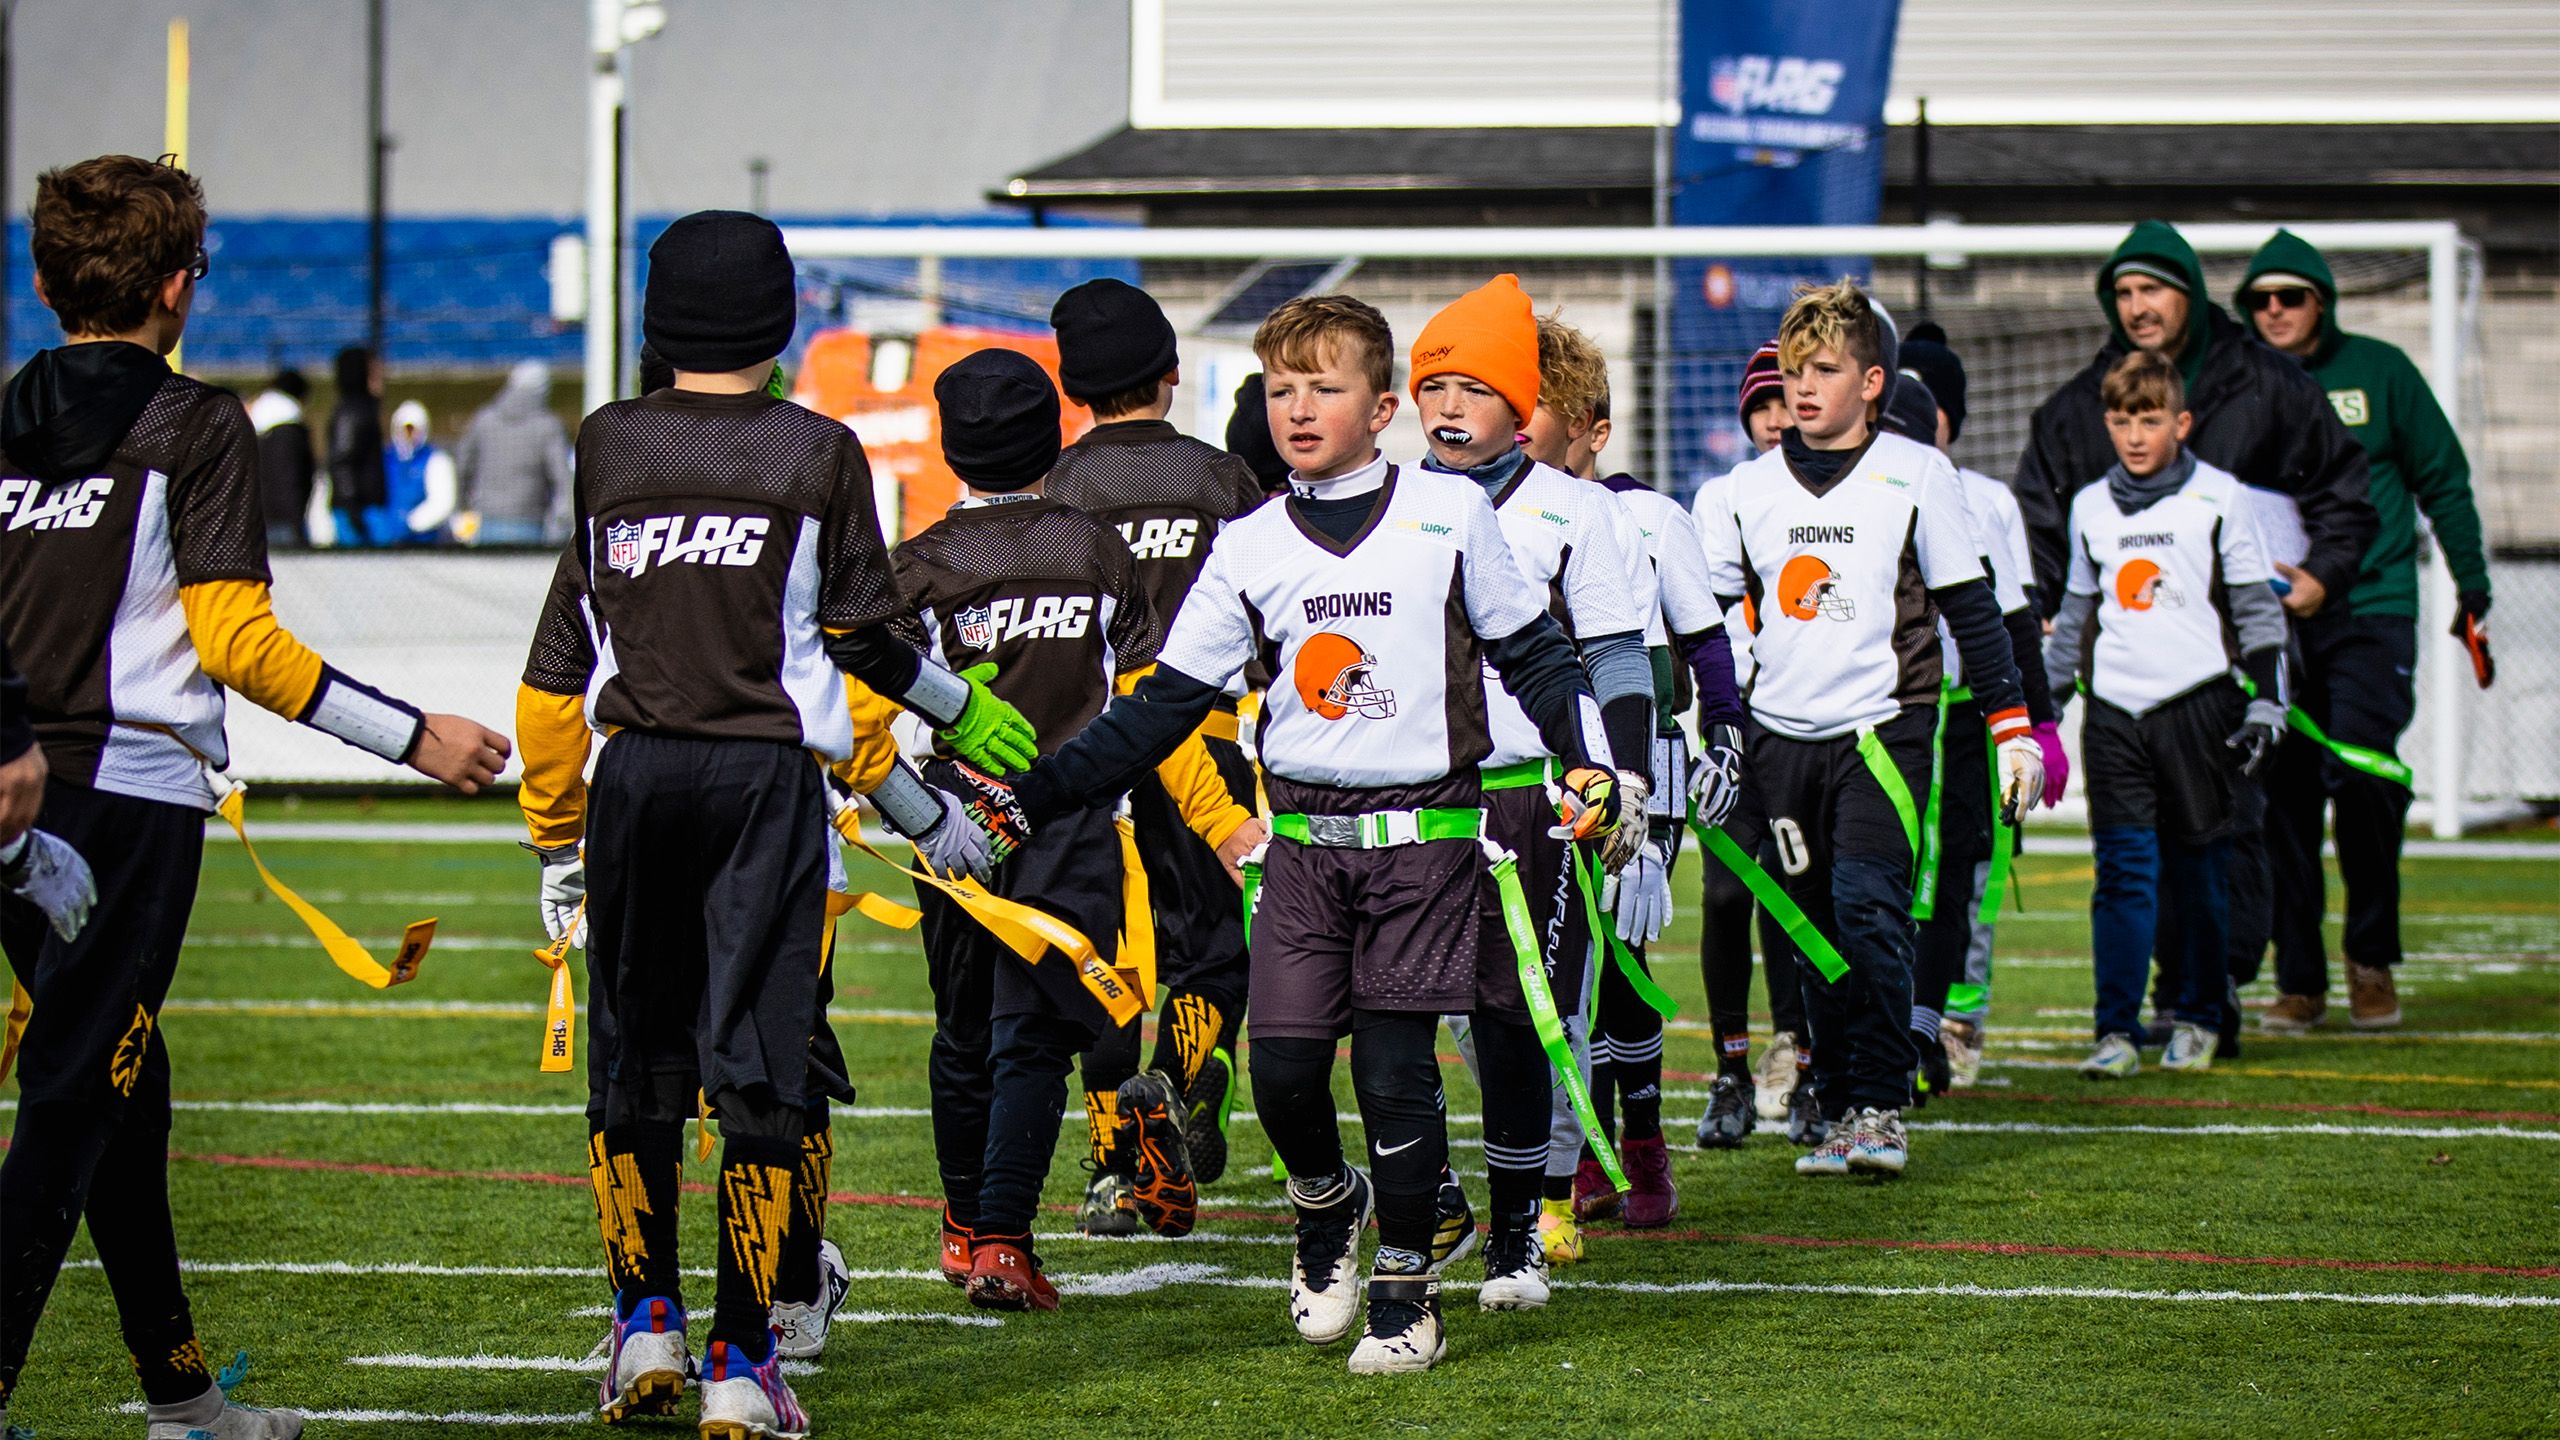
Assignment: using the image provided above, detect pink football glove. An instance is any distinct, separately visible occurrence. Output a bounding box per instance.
[2032,721,2069,809]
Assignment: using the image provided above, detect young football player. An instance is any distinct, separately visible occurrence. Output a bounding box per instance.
[957,294,1626,1373]
[892,348,1258,1308]
[0,154,511,1440]
[2048,351,2286,1079]
[1895,326,2069,1086]
[1694,281,2043,1177]
[518,210,1039,1439]
[1043,278,1270,1212]
[1689,344,1818,1144]
[1522,315,1744,1244]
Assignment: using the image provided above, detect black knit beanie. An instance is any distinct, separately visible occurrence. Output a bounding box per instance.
[643,211,796,373]
[1050,278,1178,403]
[1900,322,1967,441]
[936,350,1061,492]
[1223,371,1288,493]
[1881,372,1941,447]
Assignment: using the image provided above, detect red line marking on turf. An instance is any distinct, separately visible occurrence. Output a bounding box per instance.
[1944,1089,2560,1126]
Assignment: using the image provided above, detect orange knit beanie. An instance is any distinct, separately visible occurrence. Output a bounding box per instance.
[1409,273,1540,426]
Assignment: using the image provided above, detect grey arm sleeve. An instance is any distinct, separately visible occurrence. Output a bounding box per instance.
[2227,575,2289,658]
[1581,630,1655,709]
[2042,590,2099,710]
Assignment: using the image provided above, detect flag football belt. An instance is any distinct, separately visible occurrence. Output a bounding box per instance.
[1943,683,2022,928]
[1478,758,1555,792]
[2231,676,2414,788]
[1570,843,1679,1022]
[1267,807,1485,849]
[1909,685,1953,920]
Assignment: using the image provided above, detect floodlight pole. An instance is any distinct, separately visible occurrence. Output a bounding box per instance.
[582,1,626,418]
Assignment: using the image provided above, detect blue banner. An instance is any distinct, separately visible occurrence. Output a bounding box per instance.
[1663,0,1902,497]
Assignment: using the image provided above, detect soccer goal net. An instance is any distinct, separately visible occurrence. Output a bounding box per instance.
[780,220,2540,835]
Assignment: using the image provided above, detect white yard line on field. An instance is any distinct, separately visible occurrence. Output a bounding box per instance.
[120,1403,592,1425]
[343,1352,821,1375]
[563,1304,1002,1327]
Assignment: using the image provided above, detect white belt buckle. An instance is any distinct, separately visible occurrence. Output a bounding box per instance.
[1373,810,1421,848]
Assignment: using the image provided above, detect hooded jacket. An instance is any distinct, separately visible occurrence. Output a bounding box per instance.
[2011,221,2377,613]
[2236,230,2488,620]
[456,361,572,528]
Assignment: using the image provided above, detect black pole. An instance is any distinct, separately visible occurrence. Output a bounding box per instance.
[366,0,387,359]
[748,157,769,214]
[1913,96,1931,318]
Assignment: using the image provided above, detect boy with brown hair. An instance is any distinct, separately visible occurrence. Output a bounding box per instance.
[0,153,511,1440]
[1042,278,1268,1216]
[1694,280,2043,1176]
[956,293,1625,1373]
[2047,350,2286,1079]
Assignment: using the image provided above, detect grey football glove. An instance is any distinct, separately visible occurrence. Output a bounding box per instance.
[1608,836,1674,946]
[867,759,997,882]
[0,829,96,942]
[1689,723,1745,829]
[525,841,585,947]
[2226,698,2287,778]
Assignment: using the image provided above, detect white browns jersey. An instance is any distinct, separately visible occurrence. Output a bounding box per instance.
[1939,466,2035,682]
[1479,461,1652,768]
[1155,459,1548,788]
[2067,459,2270,716]
[1688,470,1757,689]
[1696,431,1983,741]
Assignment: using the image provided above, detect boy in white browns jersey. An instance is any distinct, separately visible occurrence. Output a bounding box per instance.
[1694,281,2046,1178]
[1877,370,2062,1105]
[1896,326,2069,1088]
[2045,350,2286,1081]
[1523,315,1746,1249]
[958,295,1627,1375]
[1403,276,1662,1307]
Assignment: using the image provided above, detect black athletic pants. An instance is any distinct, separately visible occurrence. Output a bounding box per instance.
[1914,699,1994,1033]
[1701,725,1808,1063]
[2268,612,2419,994]
[0,783,212,1409]
[1590,840,1670,1143]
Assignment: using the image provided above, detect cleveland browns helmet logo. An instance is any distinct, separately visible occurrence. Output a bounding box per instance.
[1776,555,1856,622]
[2116,558,2183,611]
[1294,631,1397,720]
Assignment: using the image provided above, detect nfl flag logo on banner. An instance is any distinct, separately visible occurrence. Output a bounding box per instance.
[605,520,645,576]
[956,604,995,651]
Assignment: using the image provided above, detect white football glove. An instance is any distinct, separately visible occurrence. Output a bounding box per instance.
[1689,723,1745,829]
[1995,733,2047,826]
[1596,770,1651,873]
[1608,836,1674,946]
[0,829,97,942]
[528,842,585,948]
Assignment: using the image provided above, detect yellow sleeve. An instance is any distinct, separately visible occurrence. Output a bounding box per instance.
[830,676,905,795]
[1119,665,1254,849]
[515,683,592,849]
[178,579,326,719]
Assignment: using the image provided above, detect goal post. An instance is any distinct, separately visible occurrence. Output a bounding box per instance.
[782,219,2513,835]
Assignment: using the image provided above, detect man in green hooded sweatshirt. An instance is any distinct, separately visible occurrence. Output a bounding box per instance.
[2237,229,2494,1033]
[2013,220,2377,1053]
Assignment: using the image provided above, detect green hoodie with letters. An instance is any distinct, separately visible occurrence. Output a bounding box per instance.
[2237,230,2489,620]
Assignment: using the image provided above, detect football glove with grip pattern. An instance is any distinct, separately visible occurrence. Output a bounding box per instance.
[936,662,1039,776]
[947,762,1034,866]
[1688,724,1745,829]
[0,829,95,942]
[525,841,585,948]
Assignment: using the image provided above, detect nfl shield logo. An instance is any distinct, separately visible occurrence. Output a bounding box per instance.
[1710,58,1742,114]
[956,604,994,650]
[605,519,644,575]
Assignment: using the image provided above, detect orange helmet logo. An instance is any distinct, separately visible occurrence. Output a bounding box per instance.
[2116,557,2182,611]
[1293,631,1398,720]
[1777,554,1856,622]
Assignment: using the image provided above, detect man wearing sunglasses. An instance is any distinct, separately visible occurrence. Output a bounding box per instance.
[2012,220,2377,1058]
[2237,229,2494,1036]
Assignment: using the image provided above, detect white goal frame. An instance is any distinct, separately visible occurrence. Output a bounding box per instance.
[784,220,2481,834]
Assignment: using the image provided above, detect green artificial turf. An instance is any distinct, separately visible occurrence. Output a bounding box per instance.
[5,831,2558,1439]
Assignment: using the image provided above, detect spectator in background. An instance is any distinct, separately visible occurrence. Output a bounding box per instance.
[248,366,316,550]
[328,344,389,545]
[456,359,573,546]
[1222,370,1289,495]
[386,399,457,544]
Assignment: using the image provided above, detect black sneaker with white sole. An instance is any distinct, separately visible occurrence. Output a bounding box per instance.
[1784,1081,1829,1149]
[1694,1072,1756,1149]
[1426,1170,1478,1274]
[1287,1166,1373,1344]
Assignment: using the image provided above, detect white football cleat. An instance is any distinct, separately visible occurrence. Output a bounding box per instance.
[696,1337,809,1440]
[1477,1224,1551,1311]
[1286,1166,1373,1344]
[1346,1273,1446,1374]
[771,1239,853,1360]
[597,1294,690,1423]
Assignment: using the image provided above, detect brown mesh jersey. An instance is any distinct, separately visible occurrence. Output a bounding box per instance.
[889,495,1160,759]
[1040,420,1268,635]
[0,370,270,805]
[522,389,906,761]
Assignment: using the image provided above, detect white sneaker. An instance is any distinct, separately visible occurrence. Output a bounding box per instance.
[1287,1167,1372,1344]
[771,1239,853,1360]
[597,1295,690,1423]
[1346,1272,1446,1374]
[1477,1225,1551,1311]
[2079,1033,2142,1081]
[1794,1119,1854,1176]
[2161,1022,2221,1072]
[142,1374,305,1440]
[1942,1018,1984,1088]
[696,1337,808,1440]
[1754,1032,1800,1121]
[1844,1107,1908,1175]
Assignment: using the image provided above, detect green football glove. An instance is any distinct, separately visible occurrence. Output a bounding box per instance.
[936,662,1039,776]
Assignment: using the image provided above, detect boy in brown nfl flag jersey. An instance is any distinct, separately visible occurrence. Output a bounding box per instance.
[891,348,1254,1308]
[957,295,1628,1374]
[515,211,1037,1440]
[1043,277,1270,1215]
[0,155,511,1440]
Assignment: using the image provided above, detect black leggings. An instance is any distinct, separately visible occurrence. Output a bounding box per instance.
[1249,1011,1446,1255]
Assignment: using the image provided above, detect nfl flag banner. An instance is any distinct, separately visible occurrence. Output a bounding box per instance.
[1666,0,1903,497]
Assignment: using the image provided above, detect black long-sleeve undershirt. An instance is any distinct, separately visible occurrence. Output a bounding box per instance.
[2004,606,2056,727]
[1674,624,1746,731]
[1933,578,2026,724]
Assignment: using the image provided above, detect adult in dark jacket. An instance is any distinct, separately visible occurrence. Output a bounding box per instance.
[248,367,316,550]
[2237,230,2494,1033]
[2012,221,2378,1053]
[326,344,388,547]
